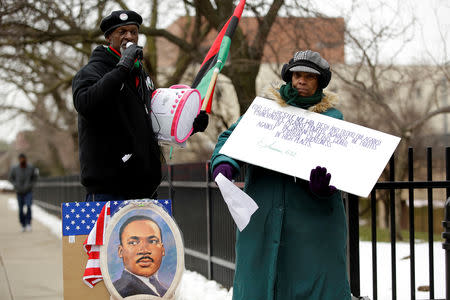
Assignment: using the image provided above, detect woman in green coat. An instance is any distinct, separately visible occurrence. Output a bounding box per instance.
[211,50,351,300]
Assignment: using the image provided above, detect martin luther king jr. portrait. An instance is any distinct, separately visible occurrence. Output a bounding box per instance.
[112,215,168,298]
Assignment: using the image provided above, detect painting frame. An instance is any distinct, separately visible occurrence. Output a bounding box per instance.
[100,201,184,300]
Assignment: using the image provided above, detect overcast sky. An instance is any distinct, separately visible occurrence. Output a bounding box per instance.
[1,0,449,143]
[313,0,450,64]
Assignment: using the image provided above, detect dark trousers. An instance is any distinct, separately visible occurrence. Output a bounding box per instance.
[17,192,32,227]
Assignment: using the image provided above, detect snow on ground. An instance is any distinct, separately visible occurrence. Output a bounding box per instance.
[7,197,446,300]
[0,180,13,191]
[175,270,232,300]
[359,241,445,300]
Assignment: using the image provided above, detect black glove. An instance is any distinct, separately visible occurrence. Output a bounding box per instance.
[117,43,143,72]
[191,110,209,135]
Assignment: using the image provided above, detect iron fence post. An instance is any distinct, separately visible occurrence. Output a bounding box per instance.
[348,193,360,297]
[206,162,213,280]
[427,147,435,299]
[443,197,450,300]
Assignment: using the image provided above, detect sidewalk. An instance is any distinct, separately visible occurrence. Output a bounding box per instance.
[0,193,63,300]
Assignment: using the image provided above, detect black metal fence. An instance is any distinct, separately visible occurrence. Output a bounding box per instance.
[346,148,449,300]
[34,147,450,300]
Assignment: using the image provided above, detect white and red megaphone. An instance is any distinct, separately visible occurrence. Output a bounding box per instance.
[150,85,201,147]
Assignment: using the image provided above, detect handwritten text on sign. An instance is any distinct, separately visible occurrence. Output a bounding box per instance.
[219,97,401,197]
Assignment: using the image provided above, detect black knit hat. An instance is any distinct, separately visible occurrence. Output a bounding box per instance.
[100,10,143,37]
[281,50,332,89]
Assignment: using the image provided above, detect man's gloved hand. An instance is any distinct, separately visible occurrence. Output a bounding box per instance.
[191,110,209,135]
[309,166,337,197]
[212,163,234,181]
[117,43,143,72]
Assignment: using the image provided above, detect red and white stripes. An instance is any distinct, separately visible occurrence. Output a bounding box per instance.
[82,201,111,288]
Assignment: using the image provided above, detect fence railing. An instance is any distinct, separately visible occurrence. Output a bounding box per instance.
[34,147,450,300]
[346,148,449,300]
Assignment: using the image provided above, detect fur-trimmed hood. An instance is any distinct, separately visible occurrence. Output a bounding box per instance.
[264,84,339,113]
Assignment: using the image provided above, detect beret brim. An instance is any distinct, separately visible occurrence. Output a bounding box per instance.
[100,10,143,37]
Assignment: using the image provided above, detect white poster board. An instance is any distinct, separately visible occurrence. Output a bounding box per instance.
[219,97,401,197]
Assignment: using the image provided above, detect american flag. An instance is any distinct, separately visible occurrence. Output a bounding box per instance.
[61,200,172,236]
[83,201,110,287]
[61,199,172,288]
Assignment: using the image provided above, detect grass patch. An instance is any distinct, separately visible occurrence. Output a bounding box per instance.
[359,225,443,243]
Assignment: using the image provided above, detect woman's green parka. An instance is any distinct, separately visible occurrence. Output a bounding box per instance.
[211,88,351,300]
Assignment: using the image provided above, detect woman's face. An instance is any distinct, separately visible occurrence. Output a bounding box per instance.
[291,71,319,97]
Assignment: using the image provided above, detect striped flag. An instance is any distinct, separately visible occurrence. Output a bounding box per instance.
[82,201,111,288]
[191,0,246,113]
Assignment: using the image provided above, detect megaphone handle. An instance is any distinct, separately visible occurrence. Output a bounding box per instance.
[170,84,190,89]
[201,68,219,111]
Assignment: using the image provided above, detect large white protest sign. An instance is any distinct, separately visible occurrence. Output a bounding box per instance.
[219,97,401,197]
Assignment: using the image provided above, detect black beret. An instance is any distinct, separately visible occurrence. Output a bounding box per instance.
[100,10,143,37]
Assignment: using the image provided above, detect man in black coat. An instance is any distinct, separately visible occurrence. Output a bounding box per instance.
[72,10,207,201]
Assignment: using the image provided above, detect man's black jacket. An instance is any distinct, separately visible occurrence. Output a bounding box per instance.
[72,45,161,199]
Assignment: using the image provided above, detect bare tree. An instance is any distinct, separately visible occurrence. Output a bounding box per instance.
[0,0,292,171]
[327,2,450,238]
[3,0,447,183]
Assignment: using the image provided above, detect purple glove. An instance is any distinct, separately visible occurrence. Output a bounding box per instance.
[309,166,337,197]
[212,163,234,181]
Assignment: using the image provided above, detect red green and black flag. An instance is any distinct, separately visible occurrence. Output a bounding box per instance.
[191,0,246,113]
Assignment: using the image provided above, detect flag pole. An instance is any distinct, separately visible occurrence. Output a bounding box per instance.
[201,67,220,111]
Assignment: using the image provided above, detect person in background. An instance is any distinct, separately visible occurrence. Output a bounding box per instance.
[210,50,351,300]
[8,153,39,232]
[72,10,208,202]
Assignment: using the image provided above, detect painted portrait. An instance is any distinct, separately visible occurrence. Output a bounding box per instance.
[101,202,184,300]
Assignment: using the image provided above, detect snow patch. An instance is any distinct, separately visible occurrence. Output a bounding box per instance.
[175,270,232,300]
[0,180,13,191]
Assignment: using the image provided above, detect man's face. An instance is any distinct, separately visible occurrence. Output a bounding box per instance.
[18,156,26,165]
[118,219,165,277]
[106,24,139,53]
[291,71,319,97]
